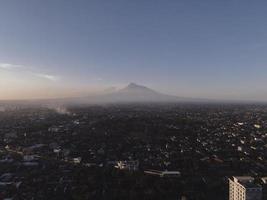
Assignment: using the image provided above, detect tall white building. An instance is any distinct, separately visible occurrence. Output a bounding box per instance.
[229,176,262,200]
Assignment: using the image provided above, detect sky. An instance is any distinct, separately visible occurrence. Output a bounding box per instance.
[0,0,267,101]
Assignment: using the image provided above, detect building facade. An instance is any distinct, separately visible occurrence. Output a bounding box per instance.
[229,176,262,200]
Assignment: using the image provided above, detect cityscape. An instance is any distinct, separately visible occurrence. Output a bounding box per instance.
[1,102,267,199]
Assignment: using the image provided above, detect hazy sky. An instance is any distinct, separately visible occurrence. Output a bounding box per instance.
[0,0,267,101]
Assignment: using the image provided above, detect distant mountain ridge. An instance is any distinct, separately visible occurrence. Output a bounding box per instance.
[73,83,185,104]
[122,83,153,91]
[119,83,160,94]
[0,83,193,105]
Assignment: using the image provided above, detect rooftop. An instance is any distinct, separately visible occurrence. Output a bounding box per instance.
[231,176,261,189]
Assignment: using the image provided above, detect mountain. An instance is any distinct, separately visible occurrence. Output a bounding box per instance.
[108,83,177,102]
[119,83,159,94]
[72,83,185,104]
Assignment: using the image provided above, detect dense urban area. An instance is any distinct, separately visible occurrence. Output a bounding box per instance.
[1,103,267,200]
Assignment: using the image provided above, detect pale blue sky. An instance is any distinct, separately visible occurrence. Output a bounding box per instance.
[0,0,267,100]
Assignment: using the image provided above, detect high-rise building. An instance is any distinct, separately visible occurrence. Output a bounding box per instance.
[260,177,267,200]
[229,176,262,200]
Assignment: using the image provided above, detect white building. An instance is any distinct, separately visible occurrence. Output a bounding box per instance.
[229,176,262,200]
[115,160,139,171]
